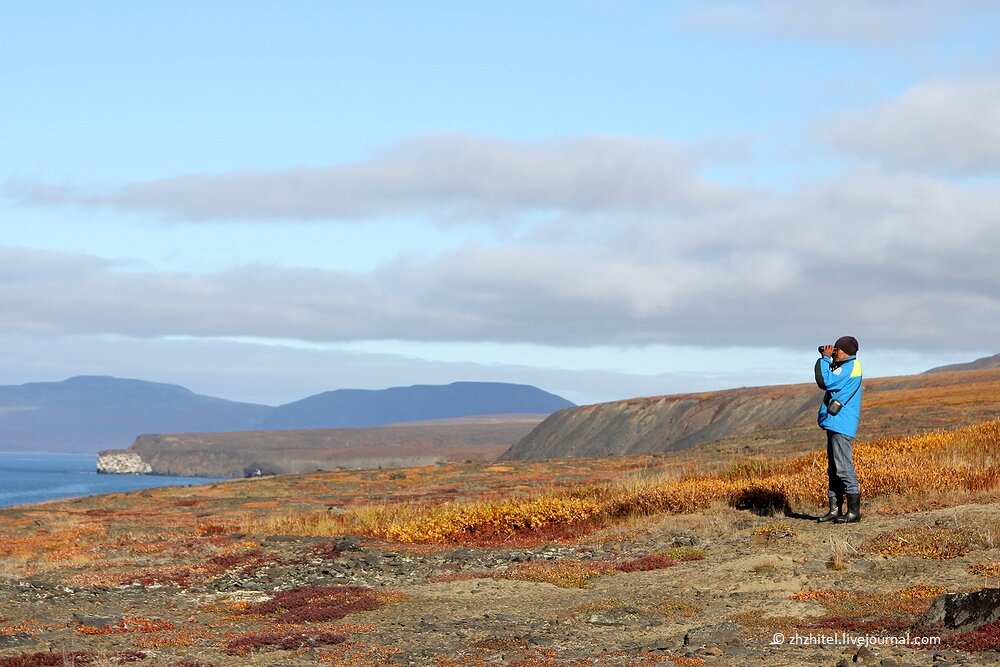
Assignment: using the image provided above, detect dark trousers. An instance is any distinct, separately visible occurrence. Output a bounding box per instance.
[826,429,860,498]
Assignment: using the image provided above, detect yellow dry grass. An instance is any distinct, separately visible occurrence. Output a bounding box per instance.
[236,419,1000,544]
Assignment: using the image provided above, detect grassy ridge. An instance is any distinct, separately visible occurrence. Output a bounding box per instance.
[3,416,1000,664]
[4,418,998,579]
[240,419,1000,544]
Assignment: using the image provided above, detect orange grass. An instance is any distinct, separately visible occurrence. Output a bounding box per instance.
[495,559,614,588]
[862,524,988,560]
[0,523,105,559]
[735,583,949,636]
[751,523,795,537]
[14,420,996,552]
[789,583,947,615]
[76,616,176,635]
[255,419,1000,543]
[970,560,1000,579]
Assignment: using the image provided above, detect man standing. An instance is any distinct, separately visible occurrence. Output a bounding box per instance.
[814,336,863,523]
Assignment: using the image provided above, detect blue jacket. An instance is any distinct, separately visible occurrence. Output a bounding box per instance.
[815,355,863,437]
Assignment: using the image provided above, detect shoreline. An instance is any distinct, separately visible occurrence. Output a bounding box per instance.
[0,451,227,510]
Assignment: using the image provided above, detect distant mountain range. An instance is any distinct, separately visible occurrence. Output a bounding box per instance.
[0,376,574,452]
[259,382,573,430]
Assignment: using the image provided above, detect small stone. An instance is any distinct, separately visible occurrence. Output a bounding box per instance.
[23,580,55,591]
[701,645,724,656]
[932,651,959,662]
[879,659,900,667]
[0,634,34,648]
[670,534,697,546]
[645,643,672,653]
[388,651,412,665]
[73,614,118,628]
[334,536,361,552]
[529,636,555,647]
[854,645,876,662]
[683,621,743,647]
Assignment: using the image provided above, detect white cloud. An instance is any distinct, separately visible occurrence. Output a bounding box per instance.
[681,0,980,45]
[823,78,1000,173]
[1,159,998,354]
[2,134,742,222]
[2,115,998,356]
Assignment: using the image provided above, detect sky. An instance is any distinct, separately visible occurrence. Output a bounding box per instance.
[1,0,998,407]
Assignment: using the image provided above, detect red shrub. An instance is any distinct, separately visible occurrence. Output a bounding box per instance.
[0,653,94,667]
[615,555,676,572]
[804,615,912,633]
[943,619,1000,652]
[207,548,270,575]
[0,651,146,667]
[240,585,382,623]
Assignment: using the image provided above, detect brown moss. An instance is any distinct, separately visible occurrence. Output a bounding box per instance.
[225,629,347,655]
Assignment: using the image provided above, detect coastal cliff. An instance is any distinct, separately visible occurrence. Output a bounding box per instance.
[96,450,153,474]
[94,416,545,478]
[503,368,1000,461]
[503,384,819,460]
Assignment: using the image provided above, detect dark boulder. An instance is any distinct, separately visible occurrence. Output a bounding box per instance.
[920,588,1000,633]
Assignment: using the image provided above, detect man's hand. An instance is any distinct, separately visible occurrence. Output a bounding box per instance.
[821,344,835,357]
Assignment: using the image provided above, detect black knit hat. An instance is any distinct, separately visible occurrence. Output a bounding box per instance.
[835,336,859,356]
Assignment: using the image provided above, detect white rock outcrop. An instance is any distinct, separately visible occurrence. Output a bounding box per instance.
[97,450,152,475]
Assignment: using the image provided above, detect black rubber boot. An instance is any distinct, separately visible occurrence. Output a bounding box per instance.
[816,495,843,523]
[835,493,861,523]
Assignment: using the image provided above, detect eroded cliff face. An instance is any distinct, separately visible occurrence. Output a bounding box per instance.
[502,384,821,460]
[504,367,1000,461]
[96,450,152,474]
[94,417,546,477]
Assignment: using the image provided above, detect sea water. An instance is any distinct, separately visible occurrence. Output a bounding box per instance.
[0,451,224,508]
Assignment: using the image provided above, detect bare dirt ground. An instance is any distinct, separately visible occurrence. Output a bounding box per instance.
[3,488,1000,667]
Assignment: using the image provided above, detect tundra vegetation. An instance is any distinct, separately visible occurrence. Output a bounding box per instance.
[1,414,1000,665]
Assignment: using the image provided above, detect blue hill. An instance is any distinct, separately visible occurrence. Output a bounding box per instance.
[259,381,574,430]
[0,377,574,452]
